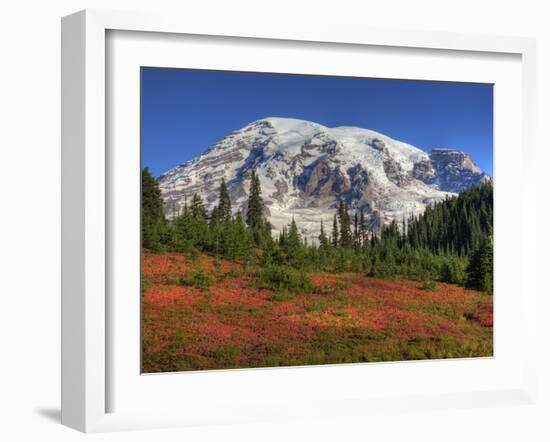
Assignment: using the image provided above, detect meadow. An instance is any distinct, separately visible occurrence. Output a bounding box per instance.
[141,249,493,373]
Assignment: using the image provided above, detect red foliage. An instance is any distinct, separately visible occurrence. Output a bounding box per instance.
[141,250,493,372]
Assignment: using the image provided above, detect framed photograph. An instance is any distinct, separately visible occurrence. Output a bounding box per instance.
[61,9,537,433]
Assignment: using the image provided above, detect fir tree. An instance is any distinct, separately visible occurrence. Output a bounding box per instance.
[359,208,367,247]
[141,168,167,251]
[332,214,339,248]
[218,177,232,222]
[210,206,220,226]
[466,235,493,293]
[246,170,263,231]
[190,193,207,219]
[338,200,352,248]
[279,225,288,246]
[287,217,301,250]
[284,217,306,268]
[401,216,407,247]
[318,219,330,251]
[353,211,359,248]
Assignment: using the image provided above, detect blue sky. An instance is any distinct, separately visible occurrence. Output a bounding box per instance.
[141,68,493,177]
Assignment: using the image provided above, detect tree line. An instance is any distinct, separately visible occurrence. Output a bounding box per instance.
[142,167,493,293]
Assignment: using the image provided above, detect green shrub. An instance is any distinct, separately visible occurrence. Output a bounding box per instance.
[369,262,397,279]
[466,238,493,294]
[177,269,215,290]
[218,269,244,281]
[259,265,314,294]
[440,256,468,285]
[420,280,437,291]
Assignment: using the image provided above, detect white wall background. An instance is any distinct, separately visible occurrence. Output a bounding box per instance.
[0,1,548,441]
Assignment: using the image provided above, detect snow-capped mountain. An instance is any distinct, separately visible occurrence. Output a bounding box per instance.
[158,117,490,239]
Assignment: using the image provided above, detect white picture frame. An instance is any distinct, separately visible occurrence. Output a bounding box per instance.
[61,9,537,433]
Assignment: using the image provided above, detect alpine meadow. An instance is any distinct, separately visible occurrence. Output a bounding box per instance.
[141,69,493,373]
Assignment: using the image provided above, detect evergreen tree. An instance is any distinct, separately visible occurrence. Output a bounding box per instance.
[466,235,493,293]
[279,225,288,246]
[260,220,274,248]
[141,168,167,251]
[332,214,339,248]
[210,206,220,226]
[353,211,359,248]
[275,218,306,268]
[246,170,264,245]
[401,216,407,247]
[359,208,367,247]
[190,193,207,219]
[338,200,352,248]
[218,177,232,222]
[318,220,330,251]
[287,217,301,251]
[220,211,253,261]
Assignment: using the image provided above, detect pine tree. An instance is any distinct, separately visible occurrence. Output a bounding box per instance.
[466,235,493,293]
[284,217,306,268]
[359,208,367,247]
[332,214,339,248]
[233,211,253,261]
[287,217,301,250]
[141,167,167,251]
[246,170,263,230]
[279,225,288,246]
[218,177,232,222]
[338,200,352,248]
[353,211,359,248]
[210,206,220,226]
[190,193,207,219]
[401,216,407,248]
[318,219,330,251]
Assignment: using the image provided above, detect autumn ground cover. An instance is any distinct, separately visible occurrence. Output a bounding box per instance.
[141,249,493,373]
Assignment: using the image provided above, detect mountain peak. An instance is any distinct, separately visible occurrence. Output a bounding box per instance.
[429,147,482,172]
[428,148,486,192]
[248,117,327,133]
[158,118,488,239]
